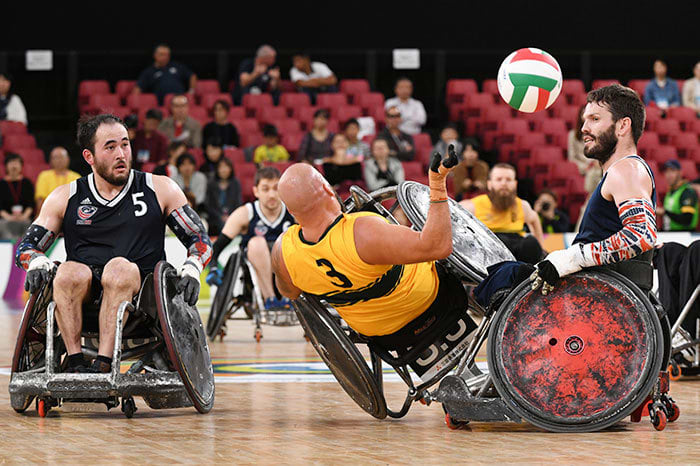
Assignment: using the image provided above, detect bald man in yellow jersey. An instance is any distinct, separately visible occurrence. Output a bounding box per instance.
[271,147,477,350]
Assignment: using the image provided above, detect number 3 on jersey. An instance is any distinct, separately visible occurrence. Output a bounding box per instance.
[316,258,353,288]
[132,192,147,217]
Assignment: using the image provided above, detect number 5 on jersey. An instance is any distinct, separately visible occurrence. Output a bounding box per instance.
[132,192,147,217]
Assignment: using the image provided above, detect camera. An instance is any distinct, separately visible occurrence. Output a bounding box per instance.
[541,202,551,211]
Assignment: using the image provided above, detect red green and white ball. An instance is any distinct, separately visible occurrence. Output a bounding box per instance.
[497,47,563,113]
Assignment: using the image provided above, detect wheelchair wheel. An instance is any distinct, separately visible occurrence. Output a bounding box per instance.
[206,251,243,340]
[293,295,387,419]
[487,269,664,432]
[10,278,55,413]
[154,261,215,414]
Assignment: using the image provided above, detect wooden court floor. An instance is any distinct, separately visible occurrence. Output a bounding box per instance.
[1,301,700,464]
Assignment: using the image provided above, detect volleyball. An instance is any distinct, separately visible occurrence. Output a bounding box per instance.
[497,47,563,113]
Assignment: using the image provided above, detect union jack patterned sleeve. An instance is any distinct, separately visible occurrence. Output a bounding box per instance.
[580,198,657,266]
[166,205,212,272]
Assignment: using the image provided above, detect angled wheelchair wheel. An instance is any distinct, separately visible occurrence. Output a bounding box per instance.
[154,261,215,414]
[396,181,515,284]
[294,295,387,419]
[207,251,243,340]
[487,269,664,432]
[11,277,56,413]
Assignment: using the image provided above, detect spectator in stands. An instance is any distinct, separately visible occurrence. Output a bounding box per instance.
[682,61,700,116]
[236,44,281,105]
[0,153,34,239]
[124,114,139,141]
[204,158,242,236]
[35,146,80,213]
[133,44,197,105]
[643,59,681,110]
[202,99,239,148]
[460,163,545,264]
[200,137,225,174]
[363,138,404,192]
[289,52,338,104]
[657,160,699,231]
[254,125,290,164]
[153,141,186,178]
[452,138,488,201]
[384,77,426,135]
[173,152,207,209]
[433,123,463,159]
[344,118,370,158]
[158,94,202,148]
[376,106,415,161]
[322,133,364,188]
[534,189,570,233]
[0,72,27,125]
[297,109,333,163]
[131,108,168,170]
[568,105,601,194]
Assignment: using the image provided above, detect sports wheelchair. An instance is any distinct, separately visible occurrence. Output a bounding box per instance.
[9,261,215,418]
[207,245,298,342]
[668,284,700,379]
[293,181,677,432]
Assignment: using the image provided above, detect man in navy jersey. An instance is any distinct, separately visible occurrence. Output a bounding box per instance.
[530,84,657,293]
[15,114,212,373]
[206,167,295,310]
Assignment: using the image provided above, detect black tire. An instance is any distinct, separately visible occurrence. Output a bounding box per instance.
[206,251,242,340]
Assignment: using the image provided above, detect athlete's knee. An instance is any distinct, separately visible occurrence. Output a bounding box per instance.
[247,236,270,257]
[54,262,92,293]
[101,257,140,292]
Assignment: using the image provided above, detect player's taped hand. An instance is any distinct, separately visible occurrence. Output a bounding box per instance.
[530,247,584,294]
[24,255,52,294]
[429,144,459,175]
[178,261,201,306]
[205,268,223,287]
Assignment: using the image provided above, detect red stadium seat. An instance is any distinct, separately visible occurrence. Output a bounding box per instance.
[242,94,274,117]
[548,161,581,188]
[334,105,362,122]
[2,134,36,151]
[115,80,136,101]
[240,132,264,149]
[667,107,698,131]
[446,79,478,104]
[592,79,621,89]
[200,93,234,112]
[0,121,27,135]
[79,80,110,109]
[402,161,425,182]
[15,148,45,165]
[141,162,157,173]
[280,93,312,112]
[482,79,499,97]
[672,133,700,158]
[637,132,661,155]
[263,162,293,174]
[649,146,678,163]
[270,119,302,135]
[562,79,585,96]
[232,118,260,135]
[367,106,386,131]
[23,163,49,184]
[537,118,568,135]
[280,80,297,93]
[550,104,581,131]
[188,107,209,126]
[258,106,288,124]
[529,147,564,176]
[356,92,385,113]
[223,147,246,164]
[188,148,204,167]
[340,79,370,103]
[627,79,649,97]
[226,107,246,121]
[126,93,159,112]
[281,132,304,156]
[316,93,347,111]
[195,80,221,98]
[293,106,321,130]
[479,107,513,133]
[89,94,122,112]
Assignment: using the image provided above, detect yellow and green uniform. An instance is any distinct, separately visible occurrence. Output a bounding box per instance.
[253,144,290,164]
[281,212,438,336]
[470,194,525,235]
[663,183,699,231]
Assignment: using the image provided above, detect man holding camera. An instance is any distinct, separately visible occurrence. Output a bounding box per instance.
[533,189,570,233]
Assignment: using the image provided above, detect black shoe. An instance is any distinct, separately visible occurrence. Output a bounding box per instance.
[89,359,112,374]
[64,364,93,374]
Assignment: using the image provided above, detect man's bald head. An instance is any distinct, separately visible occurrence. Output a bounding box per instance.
[279,163,336,218]
[50,146,70,171]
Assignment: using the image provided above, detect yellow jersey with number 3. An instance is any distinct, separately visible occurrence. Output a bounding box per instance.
[281,212,438,336]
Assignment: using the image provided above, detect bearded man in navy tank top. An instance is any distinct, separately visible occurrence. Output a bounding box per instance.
[14,114,212,373]
[528,84,657,294]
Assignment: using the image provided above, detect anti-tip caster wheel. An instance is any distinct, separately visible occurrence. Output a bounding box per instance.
[255,328,262,343]
[444,413,469,430]
[121,396,137,419]
[650,403,668,431]
[36,398,50,418]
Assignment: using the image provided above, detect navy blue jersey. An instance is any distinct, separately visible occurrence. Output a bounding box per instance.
[62,170,166,274]
[574,155,656,245]
[239,201,295,249]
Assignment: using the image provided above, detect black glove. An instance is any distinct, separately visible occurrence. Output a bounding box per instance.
[25,268,50,294]
[530,260,560,295]
[177,275,200,306]
[430,144,460,173]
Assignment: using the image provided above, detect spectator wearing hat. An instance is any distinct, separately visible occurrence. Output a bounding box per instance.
[202,99,240,148]
[657,159,699,231]
[131,109,169,170]
[297,109,333,163]
[254,124,290,164]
